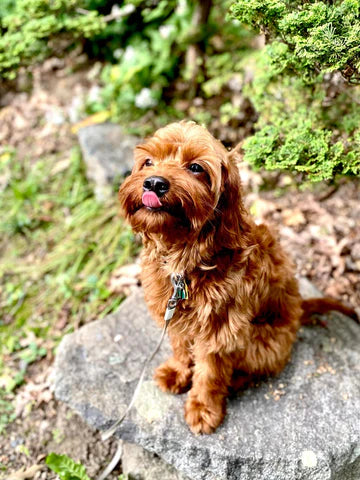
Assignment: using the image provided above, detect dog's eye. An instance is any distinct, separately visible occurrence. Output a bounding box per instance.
[144,158,153,167]
[188,163,204,174]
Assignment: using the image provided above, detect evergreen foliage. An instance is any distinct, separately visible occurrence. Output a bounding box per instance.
[230,0,360,180]
[0,0,105,79]
[230,0,360,82]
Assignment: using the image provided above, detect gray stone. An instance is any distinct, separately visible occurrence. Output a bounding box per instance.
[122,442,188,480]
[297,276,322,299]
[77,123,139,201]
[53,282,360,480]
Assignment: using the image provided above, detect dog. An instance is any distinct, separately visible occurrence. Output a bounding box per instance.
[118,121,358,434]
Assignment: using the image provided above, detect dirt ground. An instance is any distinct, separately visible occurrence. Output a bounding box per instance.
[1,58,359,479]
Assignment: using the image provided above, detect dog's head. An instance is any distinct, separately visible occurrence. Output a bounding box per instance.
[119,121,247,248]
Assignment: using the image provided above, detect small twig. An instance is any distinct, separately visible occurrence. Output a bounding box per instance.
[76,7,91,15]
[185,0,212,99]
[97,440,123,480]
[76,6,132,23]
[317,178,346,202]
[8,465,43,480]
[317,184,339,202]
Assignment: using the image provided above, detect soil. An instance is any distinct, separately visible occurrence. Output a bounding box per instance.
[4,394,121,480]
[1,56,359,480]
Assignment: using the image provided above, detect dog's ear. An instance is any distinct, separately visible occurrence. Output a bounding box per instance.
[214,153,252,250]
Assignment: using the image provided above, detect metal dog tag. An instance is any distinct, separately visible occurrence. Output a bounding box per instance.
[171,273,189,300]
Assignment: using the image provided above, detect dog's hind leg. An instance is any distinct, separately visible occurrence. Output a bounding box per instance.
[230,369,254,392]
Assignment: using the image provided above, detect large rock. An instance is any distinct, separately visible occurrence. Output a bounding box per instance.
[78,123,139,201]
[53,281,360,480]
[122,442,187,480]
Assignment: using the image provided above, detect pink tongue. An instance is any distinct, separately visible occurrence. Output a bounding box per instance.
[142,191,162,208]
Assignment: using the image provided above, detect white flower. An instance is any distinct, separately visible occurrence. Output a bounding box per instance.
[111,3,135,18]
[134,88,158,109]
[121,4,136,16]
[228,75,243,92]
[123,45,135,62]
[176,0,187,15]
[159,24,174,39]
[113,48,123,59]
[88,85,101,103]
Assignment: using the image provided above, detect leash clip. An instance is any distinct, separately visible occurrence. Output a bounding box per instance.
[164,273,188,322]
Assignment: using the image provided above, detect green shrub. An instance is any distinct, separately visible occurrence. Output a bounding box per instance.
[230,0,360,180]
[0,0,16,20]
[1,0,253,126]
[230,0,360,82]
[0,0,105,79]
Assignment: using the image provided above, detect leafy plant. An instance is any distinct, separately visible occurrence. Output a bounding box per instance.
[46,453,91,480]
[87,0,255,122]
[0,0,105,79]
[230,0,360,180]
[0,0,16,20]
[88,0,196,120]
[0,390,16,434]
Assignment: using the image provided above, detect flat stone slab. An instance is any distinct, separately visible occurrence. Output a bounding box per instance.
[54,282,360,480]
[122,441,188,480]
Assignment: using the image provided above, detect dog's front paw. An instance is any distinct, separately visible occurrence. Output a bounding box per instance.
[154,360,192,394]
[184,396,225,435]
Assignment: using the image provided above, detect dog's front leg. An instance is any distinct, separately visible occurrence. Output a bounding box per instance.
[154,332,193,394]
[184,350,232,434]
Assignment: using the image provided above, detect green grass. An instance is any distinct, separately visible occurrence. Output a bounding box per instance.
[0,146,138,428]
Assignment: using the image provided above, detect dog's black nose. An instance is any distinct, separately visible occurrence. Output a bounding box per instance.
[143,176,170,197]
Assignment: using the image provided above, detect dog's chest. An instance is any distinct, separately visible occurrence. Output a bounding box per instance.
[141,261,173,321]
[141,261,199,330]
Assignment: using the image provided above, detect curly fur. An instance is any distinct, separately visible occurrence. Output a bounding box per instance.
[119,121,357,434]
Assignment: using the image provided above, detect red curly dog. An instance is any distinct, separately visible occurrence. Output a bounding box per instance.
[119,121,357,434]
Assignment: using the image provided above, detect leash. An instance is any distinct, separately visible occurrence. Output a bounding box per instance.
[97,273,188,480]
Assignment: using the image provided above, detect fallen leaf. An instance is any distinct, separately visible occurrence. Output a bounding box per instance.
[7,464,42,479]
[249,198,277,220]
[109,263,141,293]
[281,208,306,227]
[51,158,71,175]
[71,111,111,134]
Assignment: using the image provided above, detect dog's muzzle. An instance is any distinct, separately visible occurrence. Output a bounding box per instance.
[143,176,170,197]
[142,176,170,209]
